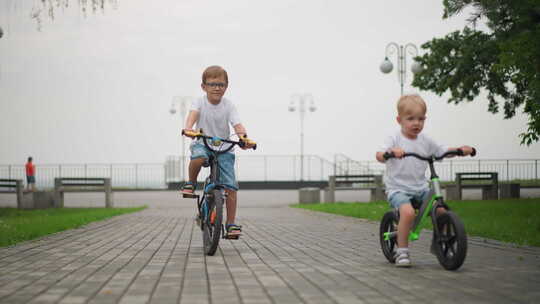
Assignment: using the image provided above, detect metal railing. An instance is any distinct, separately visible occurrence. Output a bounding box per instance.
[165,154,336,182]
[0,164,165,189]
[2,157,538,189]
[331,158,540,182]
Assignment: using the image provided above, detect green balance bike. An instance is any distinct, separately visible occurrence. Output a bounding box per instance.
[380,148,476,270]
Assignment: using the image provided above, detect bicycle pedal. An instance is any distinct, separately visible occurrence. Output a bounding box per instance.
[182,192,199,199]
[224,233,240,240]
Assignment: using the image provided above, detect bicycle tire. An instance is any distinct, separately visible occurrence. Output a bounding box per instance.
[434,211,467,270]
[203,189,224,256]
[379,211,398,263]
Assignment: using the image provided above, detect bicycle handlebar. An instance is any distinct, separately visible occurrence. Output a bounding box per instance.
[383,148,476,162]
[182,129,257,154]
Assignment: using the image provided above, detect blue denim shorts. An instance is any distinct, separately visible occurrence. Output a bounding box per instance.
[388,189,430,209]
[190,143,238,191]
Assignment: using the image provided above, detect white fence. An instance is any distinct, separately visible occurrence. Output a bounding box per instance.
[2,156,539,189]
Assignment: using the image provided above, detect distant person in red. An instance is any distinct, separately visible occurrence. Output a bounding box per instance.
[25,157,36,191]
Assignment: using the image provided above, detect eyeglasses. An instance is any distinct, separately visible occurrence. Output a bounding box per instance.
[204,82,227,89]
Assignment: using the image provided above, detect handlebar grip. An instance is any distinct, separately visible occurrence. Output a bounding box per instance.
[383,152,394,160]
[471,148,477,157]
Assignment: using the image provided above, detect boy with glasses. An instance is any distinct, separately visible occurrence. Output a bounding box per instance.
[181,65,254,238]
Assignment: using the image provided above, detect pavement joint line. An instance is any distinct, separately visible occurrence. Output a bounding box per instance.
[216,244,244,304]
[239,224,326,304]
[37,213,173,304]
[226,239,276,304]
[0,212,156,302]
[147,218,187,303]
[89,216,180,304]
[244,218,376,304]
[0,212,132,261]
[177,219,195,304]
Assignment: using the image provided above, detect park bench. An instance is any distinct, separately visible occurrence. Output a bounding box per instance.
[324,174,384,203]
[54,178,114,208]
[446,172,499,200]
[0,179,24,209]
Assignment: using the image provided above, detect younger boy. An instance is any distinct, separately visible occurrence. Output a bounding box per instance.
[376,94,473,267]
[181,65,254,238]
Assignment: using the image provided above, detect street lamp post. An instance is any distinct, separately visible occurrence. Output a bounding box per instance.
[170,96,191,181]
[380,42,423,95]
[288,94,316,182]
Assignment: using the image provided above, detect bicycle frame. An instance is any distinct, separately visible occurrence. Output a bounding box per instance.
[197,150,226,224]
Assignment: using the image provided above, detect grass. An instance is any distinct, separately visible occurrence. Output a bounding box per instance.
[0,206,147,248]
[292,198,540,247]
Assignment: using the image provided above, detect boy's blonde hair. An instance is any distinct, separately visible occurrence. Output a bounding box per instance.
[202,65,228,84]
[397,94,427,116]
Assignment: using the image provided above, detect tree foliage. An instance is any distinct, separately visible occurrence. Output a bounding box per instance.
[412,0,540,145]
[30,0,117,31]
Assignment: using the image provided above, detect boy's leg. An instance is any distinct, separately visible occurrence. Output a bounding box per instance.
[188,158,205,184]
[182,143,209,193]
[388,191,416,267]
[225,189,237,225]
[397,203,415,248]
[217,152,241,238]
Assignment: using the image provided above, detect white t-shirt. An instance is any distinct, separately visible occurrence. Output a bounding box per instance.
[190,96,241,151]
[379,131,447,195]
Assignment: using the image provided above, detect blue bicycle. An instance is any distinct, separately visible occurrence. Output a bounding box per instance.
[182,130,256,255]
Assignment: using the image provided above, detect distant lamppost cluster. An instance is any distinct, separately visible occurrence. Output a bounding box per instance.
[288,94,316,181]
[380,42,423,95]
[169,96,192,181]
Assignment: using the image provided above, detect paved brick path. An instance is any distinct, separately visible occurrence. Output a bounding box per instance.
[0,191,539,303]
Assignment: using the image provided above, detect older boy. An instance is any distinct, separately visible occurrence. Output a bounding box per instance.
[182,65,254,238]
[376,94,473,267]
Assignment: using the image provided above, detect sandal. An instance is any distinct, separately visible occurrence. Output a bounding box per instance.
[225,224,242,239]
[181,181,196,195]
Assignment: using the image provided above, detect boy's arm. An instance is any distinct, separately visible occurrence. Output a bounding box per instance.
[233,123,256,149]
[183,110,199,137]
[233,123,247,137]
[375,152,386,163]
[376,148,405,163]
[446,145,474,157]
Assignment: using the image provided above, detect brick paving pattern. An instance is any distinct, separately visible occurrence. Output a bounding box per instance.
[0,191,539,303]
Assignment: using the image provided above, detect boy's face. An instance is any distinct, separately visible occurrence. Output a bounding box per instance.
[202,76,228,104]
[397,105,426,139]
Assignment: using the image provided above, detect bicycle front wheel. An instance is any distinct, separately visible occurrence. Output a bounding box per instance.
[379,211,398,263]
[203,189,224,256]
[434,211,467,270]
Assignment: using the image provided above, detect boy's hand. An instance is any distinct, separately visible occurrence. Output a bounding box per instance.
[389,147,405,158]
[459,145,474,156]
[239,135,257,150]
[182,129,198,138]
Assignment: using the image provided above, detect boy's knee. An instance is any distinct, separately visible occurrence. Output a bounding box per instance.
[399,204,416,219]
[191,157,207,165]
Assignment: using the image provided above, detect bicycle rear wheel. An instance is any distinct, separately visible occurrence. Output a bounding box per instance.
[434,211,467,270]
[379,211,398,263]
[203,189,224,256]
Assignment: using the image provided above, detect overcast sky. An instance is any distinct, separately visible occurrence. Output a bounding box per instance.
[1,0,539,165]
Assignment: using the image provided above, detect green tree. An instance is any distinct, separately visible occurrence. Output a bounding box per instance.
[412,0,540,145]
[30,0,117,31]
